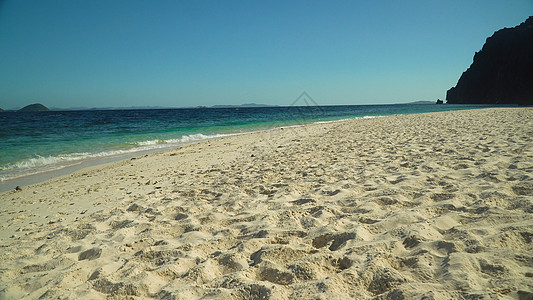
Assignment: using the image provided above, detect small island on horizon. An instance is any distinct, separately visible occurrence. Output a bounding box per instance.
[2,101,447,112]
[18,103,50,112]
[3,100,449,112]
[0,103,51,112]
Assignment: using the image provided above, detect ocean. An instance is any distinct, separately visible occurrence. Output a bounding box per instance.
[0,104,499,191]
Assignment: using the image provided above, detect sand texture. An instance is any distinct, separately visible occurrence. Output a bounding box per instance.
[1,108,532,299]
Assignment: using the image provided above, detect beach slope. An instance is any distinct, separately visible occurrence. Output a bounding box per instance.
[1,108,532,299]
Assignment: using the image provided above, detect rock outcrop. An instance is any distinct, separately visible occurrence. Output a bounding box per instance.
[446,16,533,105]
[18,103,50,112]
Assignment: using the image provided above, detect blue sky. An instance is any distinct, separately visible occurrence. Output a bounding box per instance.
[0,1,531,109]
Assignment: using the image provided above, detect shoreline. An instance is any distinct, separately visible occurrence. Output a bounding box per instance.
[0,103,510,190]
[1,108,532,299]
[0,115,377,193]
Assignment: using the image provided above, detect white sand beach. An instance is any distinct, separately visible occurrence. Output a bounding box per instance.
[1,108,532,299]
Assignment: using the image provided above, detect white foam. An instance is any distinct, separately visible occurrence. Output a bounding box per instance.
[166,133,231,143]
[136,139,161,146]
[312,115,383,125]
[0,117,380,183]
[0,132,241,182]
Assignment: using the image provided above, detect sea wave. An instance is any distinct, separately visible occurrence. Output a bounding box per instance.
[0,118,383,182]
[0,132,238,182]
[312,115,382,125]
[135,139,161,146]
[133,133,234,146]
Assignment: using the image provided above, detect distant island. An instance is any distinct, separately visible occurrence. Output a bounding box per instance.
[50,105,172,111]
[208,103,277,108]
[4,101,445,112]
[446,16,533,105]
[18,103,50,112]
[2,103,279,111]
[54,104,278,110]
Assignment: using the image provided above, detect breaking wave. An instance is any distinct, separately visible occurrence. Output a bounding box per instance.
[0,133,238,182]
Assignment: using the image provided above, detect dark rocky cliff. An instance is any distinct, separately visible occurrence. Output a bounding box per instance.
[446,16,533,105]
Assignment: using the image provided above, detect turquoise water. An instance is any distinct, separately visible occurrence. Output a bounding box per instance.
[0,104,500,183]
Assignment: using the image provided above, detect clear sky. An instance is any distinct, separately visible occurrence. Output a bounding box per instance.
[0,1,531,109]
